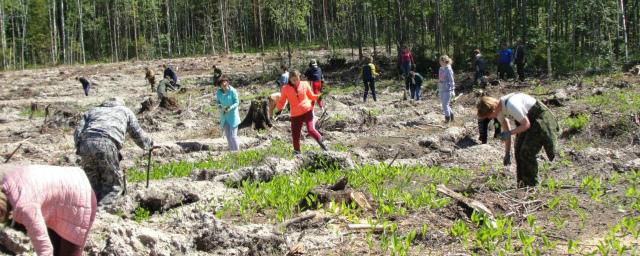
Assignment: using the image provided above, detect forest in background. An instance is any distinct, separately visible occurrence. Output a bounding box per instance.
[0,0,638,75]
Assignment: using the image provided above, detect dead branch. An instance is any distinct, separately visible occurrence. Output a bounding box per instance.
[436,184,496,226]
[276,213,316,231]
[4,143,23,163]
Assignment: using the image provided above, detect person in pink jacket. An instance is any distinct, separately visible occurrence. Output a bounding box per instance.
[274,70,328,155]
[0,165,97,256]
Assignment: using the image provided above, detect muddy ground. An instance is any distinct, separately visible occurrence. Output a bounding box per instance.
[1,50,639,255]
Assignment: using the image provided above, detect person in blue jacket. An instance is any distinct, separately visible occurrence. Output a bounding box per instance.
[497,44,515,80]
[163,64,179,88]
[215,76,240,151]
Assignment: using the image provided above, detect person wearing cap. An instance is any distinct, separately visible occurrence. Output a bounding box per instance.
[477,93,559,187]
[215,76,241,151]
[74,97,155,202]
[0,164,97,256]
[304,59,325,109]
[274,70,328,155]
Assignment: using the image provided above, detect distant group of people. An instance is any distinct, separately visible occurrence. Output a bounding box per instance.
[3,40,552,255]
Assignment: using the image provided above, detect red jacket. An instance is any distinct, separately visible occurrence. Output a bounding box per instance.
[276,81,318,117]
[2,165,96,255]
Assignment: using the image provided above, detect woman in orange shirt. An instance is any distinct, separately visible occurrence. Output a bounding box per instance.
[275,70,328,154]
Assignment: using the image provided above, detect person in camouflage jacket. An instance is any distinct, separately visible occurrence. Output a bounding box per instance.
[74,97,154,202]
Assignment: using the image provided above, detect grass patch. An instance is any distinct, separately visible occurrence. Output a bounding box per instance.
[133,207,151,223]
[583,90,640,114]
[127,139,310,182]
[220,164,470,222]
[19,107,46,118]
[564,114,590,132]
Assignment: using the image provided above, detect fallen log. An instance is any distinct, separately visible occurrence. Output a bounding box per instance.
[276,213,317,231]
[436,184,496,226]
[347,224,384,232]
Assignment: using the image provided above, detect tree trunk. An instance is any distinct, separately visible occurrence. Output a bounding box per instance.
[546,0,552,77]
[357,2,363,60]
[220,0,229,54]
[132,0,139,60]
[620,0,629,62]
[152,0,162,58]
[165,0,172,56]
[60,0,66,64]
[77,0,85,64]
[0,0,6,69]
[20,0,27,69]
[322,0,329,49]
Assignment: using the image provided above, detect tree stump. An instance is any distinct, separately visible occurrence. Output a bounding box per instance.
[238,99,272,130]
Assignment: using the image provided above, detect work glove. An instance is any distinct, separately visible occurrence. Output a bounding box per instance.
[503,152,512,166]
[223,106,230,113]
[499,131,511,141]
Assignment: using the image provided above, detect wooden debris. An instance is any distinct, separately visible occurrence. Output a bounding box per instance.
[436,184,496,226]
[347,223,384,232]
[276,213,317,231]
[3,143,23,163]
[238,100,272,130]
[298,177,372,211]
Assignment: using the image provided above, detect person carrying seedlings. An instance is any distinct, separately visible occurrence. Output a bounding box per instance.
[145,67,156,92]
[304,59,325,109]
[277,64,290,86]
[514,40,526,81]
[212,65,223,86]
[476,93,559,187]
[215,76,241,152]
[438,55,455,123]
[399,46,415,77]
[473,49,488,87]
[76,76,92,96]
[406,71,424,101]
[362,56,379,102]
[274,70,328,155]
[74,97,155,202]
[0,164,97,256]
[497,44,515,80]
[163,64,179,88]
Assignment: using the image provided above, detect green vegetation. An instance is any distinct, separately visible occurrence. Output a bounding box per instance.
[134,207,151,223]
[584,90,640,114]
[19,107,46,118]
[220,164,469,222]
[127,139,313,182]
[564,114,590,132]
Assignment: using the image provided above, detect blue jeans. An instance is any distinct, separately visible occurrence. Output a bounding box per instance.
[224,123,239,151]
[410,85,421,100]
[401,62,412,77]
[438,84,454,117]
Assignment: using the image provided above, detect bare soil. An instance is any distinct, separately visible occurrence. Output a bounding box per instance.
[1,51,639,255]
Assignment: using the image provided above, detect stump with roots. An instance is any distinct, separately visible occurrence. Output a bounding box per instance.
[238,99,272,130]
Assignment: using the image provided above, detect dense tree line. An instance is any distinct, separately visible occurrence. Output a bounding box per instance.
[0,0,638,74]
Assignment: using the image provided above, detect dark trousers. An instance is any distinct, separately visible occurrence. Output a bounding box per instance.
[409,85,421,100]
[363,79,377,102]
[498,63,514,80]
[516,62,525,81]
[478,118,501,144]
[82,83,90,96]
[474,69,487,86]
[514,102,559,186]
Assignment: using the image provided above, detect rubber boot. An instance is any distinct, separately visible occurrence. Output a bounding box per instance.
[450,113,455,122]
[444,116,450,123]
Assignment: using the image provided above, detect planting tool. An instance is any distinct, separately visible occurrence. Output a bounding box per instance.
[146,148,153,188]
